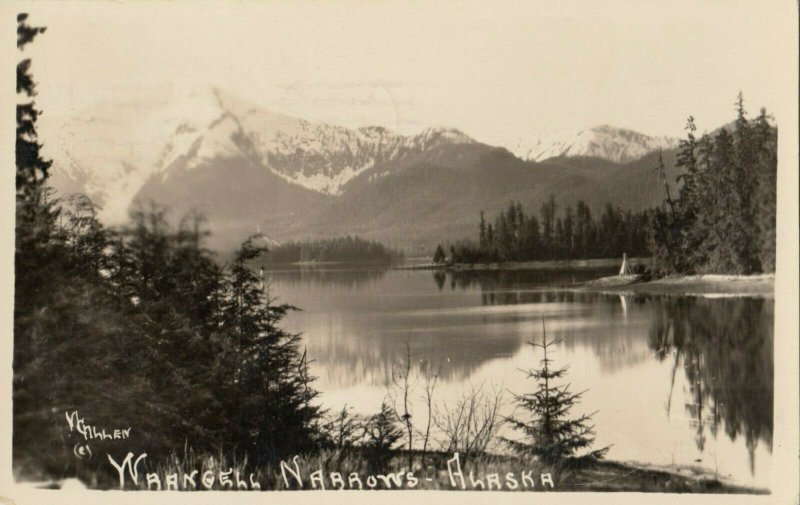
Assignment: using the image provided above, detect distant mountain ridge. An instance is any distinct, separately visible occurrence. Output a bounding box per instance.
[512,125,677,164]
[44,86,684,252]
[45,86,480,224]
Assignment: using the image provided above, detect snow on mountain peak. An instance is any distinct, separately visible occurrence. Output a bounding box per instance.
[513,125,677,164]
[415,127,475,146]
[46,84,675,229]
[42,84,226,223]
[46,86,484,222]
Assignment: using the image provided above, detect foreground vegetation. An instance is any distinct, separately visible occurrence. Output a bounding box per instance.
[16,14,323,480]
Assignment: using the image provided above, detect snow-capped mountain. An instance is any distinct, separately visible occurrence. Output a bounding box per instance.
[42,85,687,252]
[512,125,677,164]
[42,86,220,223]
[43,85,476,224]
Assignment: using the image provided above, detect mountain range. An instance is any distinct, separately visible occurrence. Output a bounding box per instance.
[43,86,684,253]
[512,125,676,163]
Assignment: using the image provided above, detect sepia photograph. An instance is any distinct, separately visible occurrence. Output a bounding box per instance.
[1,1,798,503]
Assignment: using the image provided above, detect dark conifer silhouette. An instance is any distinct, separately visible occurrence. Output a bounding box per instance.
[504,320,609,465]
[363,400,403,471]
[12,16,325,475]
[651,95,777,274]
[433,244,446,264]
[443,198,651,264]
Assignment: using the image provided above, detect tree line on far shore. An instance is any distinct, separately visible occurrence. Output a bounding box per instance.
[435,199,651,265]
[265,235,401,265]
[434,97,777,275]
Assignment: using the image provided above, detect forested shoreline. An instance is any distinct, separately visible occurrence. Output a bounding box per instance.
[650,102,776,275]
[434,101,777,277]
[436,199,650,265]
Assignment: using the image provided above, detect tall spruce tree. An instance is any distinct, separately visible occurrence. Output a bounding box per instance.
[504,321,608,465]
[752,108,777,271]
[15,12,56,336]
[478,211,487,249]
[651,98,777,275]
[540,195,557,257]
[219,237,323,462]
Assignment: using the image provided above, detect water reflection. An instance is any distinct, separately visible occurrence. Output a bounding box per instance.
[646,297,773,470]
[265,265,387,290]
[272,266,773,486]
[446,268,615,292]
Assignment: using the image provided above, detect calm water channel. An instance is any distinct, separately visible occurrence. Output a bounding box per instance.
[266,266,773,487]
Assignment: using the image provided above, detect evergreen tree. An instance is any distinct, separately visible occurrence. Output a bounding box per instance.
[495,212,511,260]
[363,401,403,471]
[219,237,323,463]
[574,201,593,259]
[478,212,487,249]
[449,245,459,264]
[13,13,67,473]
[15,13,56,291]
[553,217,565,258]
[15,12,57,342]
[540,195,557,257]
[752,109,777,271]
[522,213,541,259]
[433,244,446,264]
[731,93,761,272]
[16,14,50,198]
[651,97,776,275]
[703,129,742,272]
[515,202,525,229]
[506,202,518,251]
[504,321,608,465]
[672,117,703,270]
[562,206,574,258]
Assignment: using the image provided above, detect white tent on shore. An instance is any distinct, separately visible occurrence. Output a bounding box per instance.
[619,253,632,276]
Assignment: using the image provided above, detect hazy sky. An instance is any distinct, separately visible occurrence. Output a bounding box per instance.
[21,0,794,147]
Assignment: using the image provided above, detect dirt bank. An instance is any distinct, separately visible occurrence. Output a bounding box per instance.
[580,274,774,297]
[561,459,768,493]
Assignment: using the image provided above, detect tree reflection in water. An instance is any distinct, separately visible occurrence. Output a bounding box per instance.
[265,265,388,290]
[276,266,773,481]
[647,296,773,474]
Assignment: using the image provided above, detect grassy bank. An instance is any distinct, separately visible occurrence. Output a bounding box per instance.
[579,273,774,297]
[19,449,766,493]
